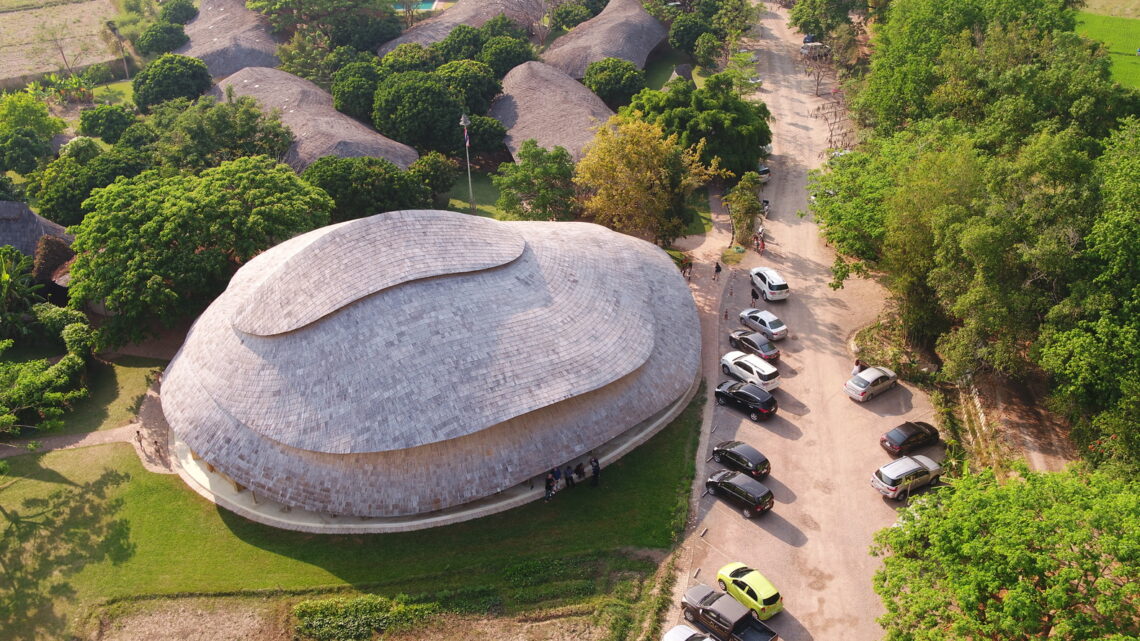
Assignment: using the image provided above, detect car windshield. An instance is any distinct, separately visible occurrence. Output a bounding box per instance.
[771,283,789,291]
[768,319,785,330]
[850,376,870,389]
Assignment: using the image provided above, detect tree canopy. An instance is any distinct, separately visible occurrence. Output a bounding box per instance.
[68,156,332,346]
[873,465,1140,641]
[492,139,578,221]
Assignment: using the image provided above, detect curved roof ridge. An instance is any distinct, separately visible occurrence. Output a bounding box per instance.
[233,210,525,335]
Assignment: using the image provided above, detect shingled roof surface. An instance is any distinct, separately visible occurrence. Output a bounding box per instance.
[162,209,700,518]
[488,61,614,162]
[0,201,71,257]
[541,0,667,79]
[377,0,530,55]
[211,67,419,171]
[177,0,280,79]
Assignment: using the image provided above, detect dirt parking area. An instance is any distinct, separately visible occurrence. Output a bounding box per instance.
[0,0,118,86]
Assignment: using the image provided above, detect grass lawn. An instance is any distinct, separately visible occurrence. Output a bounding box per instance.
[1077,12,1140,88]
[0,389,704,639]
[92,79,134,106]
[446,171,506,219]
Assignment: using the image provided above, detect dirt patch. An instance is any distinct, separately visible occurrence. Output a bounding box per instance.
[91,597,291,641]
[0,0,119,87]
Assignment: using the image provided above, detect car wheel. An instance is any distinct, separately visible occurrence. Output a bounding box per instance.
[713,452,723,463]
[749,410,761,422]
[718,579,727,591]
[683,609,696,623]
[742,507,755,519]
[722,364,731,375]
[717,396,727,406]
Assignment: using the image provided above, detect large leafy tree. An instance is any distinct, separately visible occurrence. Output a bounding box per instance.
[149,95,293,171]
[131,54,211,113]
[301,155,429,222]
[491,139,578,221]
[873,465,1140,641]
[575,116,724,246]
[69,156,333,346]
[623,73,771,178]
[372,71,465,152]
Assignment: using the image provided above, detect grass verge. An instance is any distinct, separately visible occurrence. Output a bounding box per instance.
[1,386,705,640]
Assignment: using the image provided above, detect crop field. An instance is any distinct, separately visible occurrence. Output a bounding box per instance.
[0,0,118,88]
[1077,11,1140,88]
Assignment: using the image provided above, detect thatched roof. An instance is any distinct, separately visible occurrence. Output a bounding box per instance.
[177,0,280,79]
[541,0,667,79]
[377,0,530,55]
[211,67,419,171]
[0,201,71,257]
[488,61,613,162]
[162,209,700,519]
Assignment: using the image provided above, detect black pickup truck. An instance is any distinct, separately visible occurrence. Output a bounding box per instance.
[681,584,779,641]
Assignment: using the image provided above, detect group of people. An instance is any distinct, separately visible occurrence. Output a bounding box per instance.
[544,455,601,502]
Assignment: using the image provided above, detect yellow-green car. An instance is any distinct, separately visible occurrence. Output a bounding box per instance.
[715,562,783,620]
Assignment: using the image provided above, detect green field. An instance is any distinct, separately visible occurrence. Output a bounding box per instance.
[0,389,704,639]
[1077,12,1140,88]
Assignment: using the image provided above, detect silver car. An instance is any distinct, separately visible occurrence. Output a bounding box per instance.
[871,455,942,499]
[844,366,897,401]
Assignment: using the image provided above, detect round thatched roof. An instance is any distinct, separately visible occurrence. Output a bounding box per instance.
[211,67,419,171]
[541,0,667,79]
[0,201,71,257]
[488,61,614,162]
[161,209,700,518]
[177,0,280,79]
[377,0,530,55]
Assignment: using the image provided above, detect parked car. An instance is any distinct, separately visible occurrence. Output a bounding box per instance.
[706,470,774,518]
[739,309,787,341]
[871,455,942,500]
[712,440,770,479]
[715,380,778,421]
[756,162,771,183]
[728,329,780,362]
[664,624,711,641]
[681,583,779,641]
[880,421,939,455]
[749,267,790,301]
[844,366,898,402]
[721,351,780,391]
[716,562,784,620]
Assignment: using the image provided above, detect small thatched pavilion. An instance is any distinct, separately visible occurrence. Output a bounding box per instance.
[162,209,700,523]
[177,0,280,79]
[212,67,419,172]
[377,0,530,55]
[488,61,614,162]
[541,0,667,79]
[0,201,71,257]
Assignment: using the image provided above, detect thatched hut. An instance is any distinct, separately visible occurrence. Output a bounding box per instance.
[488,61,613,162]
[211,67,419,172]
[0,201,71,257]
[177,0,280,79]
[377,0,530,55]
[162,209,700,523]
[541,0,667,79]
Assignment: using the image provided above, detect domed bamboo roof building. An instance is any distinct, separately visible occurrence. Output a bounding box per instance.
[161,210,699,528]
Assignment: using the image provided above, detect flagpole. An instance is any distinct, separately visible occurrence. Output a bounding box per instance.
[459,113,475,215]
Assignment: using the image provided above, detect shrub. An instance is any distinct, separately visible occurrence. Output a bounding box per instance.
[80,104,137,144]
[136,22,189,56]
[160,0,198,24]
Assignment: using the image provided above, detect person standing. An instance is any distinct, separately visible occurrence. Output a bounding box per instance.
[713,262,722,281]
[564,465,576,489]
[590,456,600,486]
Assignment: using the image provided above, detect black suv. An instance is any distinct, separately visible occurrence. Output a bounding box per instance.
[706,470,774,519]
[715,381,778,421]
[712,441,770,479]
[681,584,779,641]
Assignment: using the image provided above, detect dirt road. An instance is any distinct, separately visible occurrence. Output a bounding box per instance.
[667,5,942,640]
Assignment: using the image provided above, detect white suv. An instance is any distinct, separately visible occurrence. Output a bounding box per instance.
[750,267,789,301]
[720,351,780,391]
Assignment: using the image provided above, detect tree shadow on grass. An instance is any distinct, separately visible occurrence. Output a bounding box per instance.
[0,469,134,640]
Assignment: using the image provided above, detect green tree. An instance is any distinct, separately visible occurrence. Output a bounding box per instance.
[79,104,137,144]
[407,151,458,207]
[131,53,211,113]
[551,2,591,30]
[575,116,724,246]
[668,12,713,54]
[430,24,485,63]
[583,57,646,108]
[149,94,293,171]
[873,465,1140,641]
[301,155,429,222]
[435,59,500,115]
[69,156,333,346]
[160,0,199,24]
[623,73,771,178]
[136,21,189,56]
[372,71,464,152]
[492,139,578,221]
[478,36,534,77]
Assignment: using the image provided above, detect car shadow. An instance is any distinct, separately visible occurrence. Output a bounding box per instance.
[763,474,797,504]
[761,414,803,440]
[770,609,815,641]
[755,510,808,547]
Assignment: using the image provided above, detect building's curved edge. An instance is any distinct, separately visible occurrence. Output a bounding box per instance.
[170,371,703,534]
